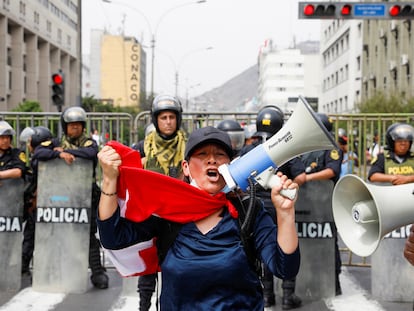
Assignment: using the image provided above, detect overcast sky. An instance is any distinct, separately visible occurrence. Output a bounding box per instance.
[81,0,321,97]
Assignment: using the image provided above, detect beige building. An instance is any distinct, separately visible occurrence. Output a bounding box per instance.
[0,0,80,112]
[320,17,414,114]
[361,19,414,100]
[100,34,146,107]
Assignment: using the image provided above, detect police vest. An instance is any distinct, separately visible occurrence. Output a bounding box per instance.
[384,150,414,175]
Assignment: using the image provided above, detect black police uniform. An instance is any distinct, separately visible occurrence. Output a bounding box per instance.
[301,148,343,295]
[0,147,26,173]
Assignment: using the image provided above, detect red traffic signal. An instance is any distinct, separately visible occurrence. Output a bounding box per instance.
[52,73,64,85]
[341,4,352,16]
[303,4,315,16]
[301,3,336,18]
[389,4,414,18]
[299,2,414,19]
[51,71,64,107]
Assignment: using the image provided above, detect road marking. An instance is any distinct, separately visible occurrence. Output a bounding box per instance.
[0,288,65,311]
[325,267,385,311]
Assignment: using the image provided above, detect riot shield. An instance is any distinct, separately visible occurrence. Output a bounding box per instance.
[292,180,336,300]
[33,158,93,293]
[0,178,24,292]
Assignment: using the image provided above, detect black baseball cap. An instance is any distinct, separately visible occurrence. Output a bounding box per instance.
[185,126,233,160]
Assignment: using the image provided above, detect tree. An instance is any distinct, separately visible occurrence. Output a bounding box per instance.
[357,92,414,113]
[12,101,42,112]
[82,96,113,112]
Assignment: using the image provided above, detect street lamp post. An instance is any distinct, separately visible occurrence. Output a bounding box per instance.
[174,46,213,97]
[102,0,207,98]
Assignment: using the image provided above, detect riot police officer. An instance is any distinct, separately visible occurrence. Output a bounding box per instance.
[137,95,187,311]
[369,123,414,184]
[21,126,58,277]
[240,105,306,309]
[56,106,109,289]
[217,119,245,158]
[300,113,343,296]
[0,120,26,179]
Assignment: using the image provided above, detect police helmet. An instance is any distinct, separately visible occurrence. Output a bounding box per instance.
[338,128,346,137]
[217,119,245,153]
[151,95,182,134]
[60,106,87,135]
[0,120,16,136]
[144,123,156,137]
[30,126,53,149]
[19,127,35,144]
[386,123,414,150]
[316,113,333,133]
[254,105,284,140]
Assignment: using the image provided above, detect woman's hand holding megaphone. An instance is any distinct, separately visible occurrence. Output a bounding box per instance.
[255,167,297,200]
[271,172,299,254]
[271,172,298,209]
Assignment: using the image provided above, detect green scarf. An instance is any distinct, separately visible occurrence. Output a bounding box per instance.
[143,130,186,176]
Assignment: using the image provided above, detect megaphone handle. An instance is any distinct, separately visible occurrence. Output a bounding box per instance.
[267,174,297,200]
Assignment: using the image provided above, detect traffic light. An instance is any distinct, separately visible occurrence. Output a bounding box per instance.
[51,71,64,107]
[388,3,414,18]
[298,2,414,19]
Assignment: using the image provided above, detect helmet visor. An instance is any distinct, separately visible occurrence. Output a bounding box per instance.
[227,131,245,152]
[390,124,414,141]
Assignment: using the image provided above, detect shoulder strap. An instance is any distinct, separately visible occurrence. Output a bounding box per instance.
[156,220,183,265]
[232,195,262,276]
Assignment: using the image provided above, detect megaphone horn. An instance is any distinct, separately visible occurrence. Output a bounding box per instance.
[219,95,337,193]
[333,174,414,257]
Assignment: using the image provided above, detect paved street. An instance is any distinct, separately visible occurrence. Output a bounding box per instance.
[0,238,412,311]
[0,264,412,311]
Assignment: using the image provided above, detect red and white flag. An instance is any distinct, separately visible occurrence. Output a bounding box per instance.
[102,141,236,277]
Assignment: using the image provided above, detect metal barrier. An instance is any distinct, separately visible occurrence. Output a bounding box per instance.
[2,110,414,269]
[133,110,258,143]
[0,111,134,148]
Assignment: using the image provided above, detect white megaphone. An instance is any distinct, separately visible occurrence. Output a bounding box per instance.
[219,96,337,199]
[332,174,414,257]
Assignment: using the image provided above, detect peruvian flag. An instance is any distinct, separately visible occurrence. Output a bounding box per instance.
[102,141,235,277]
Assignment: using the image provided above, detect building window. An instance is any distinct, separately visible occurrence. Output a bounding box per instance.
[34,11,40,25]
[7,48,12,66]
[19,1,26,15]
[3,0,11,9]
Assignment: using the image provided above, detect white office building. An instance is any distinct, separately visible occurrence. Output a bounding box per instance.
[257,40,321,112]
[319,20,363,113]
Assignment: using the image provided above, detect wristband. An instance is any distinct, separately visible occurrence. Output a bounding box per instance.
[101,190,117,196]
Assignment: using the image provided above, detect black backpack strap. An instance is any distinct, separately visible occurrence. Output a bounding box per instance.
[232,186,263,276]
[156,220,183,265]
